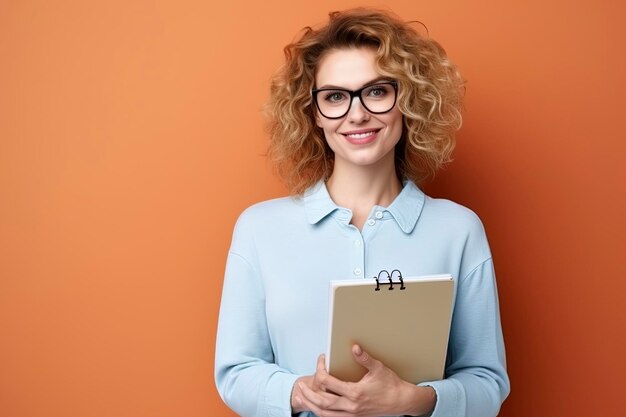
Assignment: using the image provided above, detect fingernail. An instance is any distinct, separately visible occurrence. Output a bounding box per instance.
[355,344,362,355]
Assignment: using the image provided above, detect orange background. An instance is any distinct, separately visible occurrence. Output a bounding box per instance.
[1,0,624,416]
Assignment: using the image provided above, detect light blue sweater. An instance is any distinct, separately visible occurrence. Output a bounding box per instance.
[215,180,510,416]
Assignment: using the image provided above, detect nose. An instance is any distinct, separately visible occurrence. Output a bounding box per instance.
[346,96,370,123]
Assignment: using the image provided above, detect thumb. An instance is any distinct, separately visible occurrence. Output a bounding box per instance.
[352,344,382,371]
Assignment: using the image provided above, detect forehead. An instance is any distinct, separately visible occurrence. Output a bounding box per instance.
[315,47,380,89]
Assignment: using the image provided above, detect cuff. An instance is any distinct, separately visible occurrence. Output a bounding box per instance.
[418,379,465,417]
[264,371,301,417]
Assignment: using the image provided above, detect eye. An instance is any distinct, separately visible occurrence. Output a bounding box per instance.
[365,85,389,98]
[323,91,348,103]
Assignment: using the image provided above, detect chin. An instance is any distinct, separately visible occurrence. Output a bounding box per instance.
[336,153,390,167]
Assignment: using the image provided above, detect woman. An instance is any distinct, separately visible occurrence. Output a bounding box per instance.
[215,8,509,417]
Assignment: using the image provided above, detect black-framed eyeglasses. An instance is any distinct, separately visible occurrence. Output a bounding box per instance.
[312,81,398,119]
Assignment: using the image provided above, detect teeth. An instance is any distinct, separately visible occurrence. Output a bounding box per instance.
[347,131,375,139]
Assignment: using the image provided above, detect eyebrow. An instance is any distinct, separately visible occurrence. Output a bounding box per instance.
[316,76,393,90]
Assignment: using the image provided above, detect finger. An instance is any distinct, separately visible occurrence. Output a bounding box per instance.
[312,354,327,392]
[314,366,355,398]
[352,344,383,372]
[297,394,353,417]
[317,353,326,372]
[299,383,354,416]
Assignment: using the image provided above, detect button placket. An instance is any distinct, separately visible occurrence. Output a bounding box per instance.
[351,231,365,278]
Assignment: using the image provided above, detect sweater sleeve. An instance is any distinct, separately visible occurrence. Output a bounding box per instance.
[214,234,300,416]
[418,259,510,417]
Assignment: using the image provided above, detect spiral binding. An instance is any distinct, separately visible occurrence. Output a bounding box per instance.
[373,269,406,291]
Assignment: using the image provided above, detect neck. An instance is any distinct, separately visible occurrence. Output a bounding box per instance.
[326,154,402,210]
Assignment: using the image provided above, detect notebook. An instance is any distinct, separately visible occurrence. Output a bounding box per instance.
[326,270,454,384]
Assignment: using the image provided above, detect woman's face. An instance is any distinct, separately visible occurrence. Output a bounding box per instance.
[314,47,403,170]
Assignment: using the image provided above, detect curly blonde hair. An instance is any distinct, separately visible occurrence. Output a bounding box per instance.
[266,8,465,195]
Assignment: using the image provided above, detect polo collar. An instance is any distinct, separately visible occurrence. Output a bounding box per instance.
[303,181,341,225]
[303,180,425,234]
[386,180,424,234]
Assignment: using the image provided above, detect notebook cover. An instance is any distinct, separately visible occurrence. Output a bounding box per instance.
[326,274,454,384]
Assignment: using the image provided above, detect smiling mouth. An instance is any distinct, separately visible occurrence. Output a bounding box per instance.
[342,129,381,139]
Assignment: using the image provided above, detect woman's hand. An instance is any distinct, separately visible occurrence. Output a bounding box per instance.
[290,363,330,414]
[293,345,436,417]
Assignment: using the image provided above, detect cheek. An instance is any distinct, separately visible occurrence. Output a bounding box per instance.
[318,120,341,137]
[387,112,404,139]
[389,108,403,126]
[315,113,323,129]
